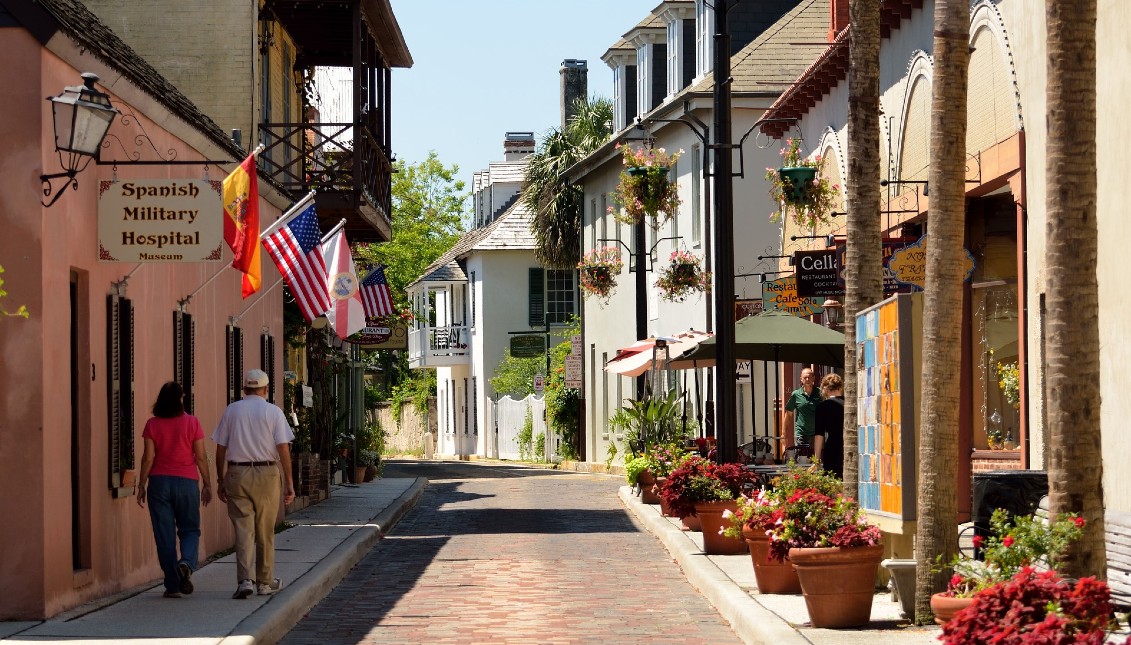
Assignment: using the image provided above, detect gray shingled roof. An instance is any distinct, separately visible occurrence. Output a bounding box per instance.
[689,0,830,94]
[407,200,536,288]
[22,0,246,162]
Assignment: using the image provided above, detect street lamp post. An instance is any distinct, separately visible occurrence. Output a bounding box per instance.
[712,1,737,464]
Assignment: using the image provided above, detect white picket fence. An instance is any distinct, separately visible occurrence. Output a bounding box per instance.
[493,395,548,461]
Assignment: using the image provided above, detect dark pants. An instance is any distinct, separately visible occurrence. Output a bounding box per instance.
[146,475,201,593]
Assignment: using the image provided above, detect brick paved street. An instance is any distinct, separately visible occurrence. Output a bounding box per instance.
[281,460,744,644]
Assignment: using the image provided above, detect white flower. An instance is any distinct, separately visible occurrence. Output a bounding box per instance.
[722,509,734,520]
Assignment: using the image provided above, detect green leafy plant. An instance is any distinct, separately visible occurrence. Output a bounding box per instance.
[659,457,759,519]
[610,144,682,228]
[654,250,711,302]
[944,509,1085,598]
[764,489,882,562]
[545,317,581,460]
[624,454,649,486]
[516,407,536,461]
[578,246,624,302]
[490,350,541,398]
[764,138,839,228]
[620,390,688,449]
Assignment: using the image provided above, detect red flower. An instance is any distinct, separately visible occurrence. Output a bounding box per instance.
[972,535,984,549]
[950,574,963,589]
[1002,535,1015,547]
[1074,516,1086,528]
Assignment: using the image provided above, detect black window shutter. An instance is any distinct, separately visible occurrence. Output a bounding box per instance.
[262,333,276,403]
[528,267,545,327]
[121,298,135,473]
[174,311,195,414]
[107,295,122,483]
[235,327,244,401]
[226,326,236,404]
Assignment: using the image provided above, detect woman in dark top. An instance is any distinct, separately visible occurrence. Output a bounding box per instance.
[814,373,845,479]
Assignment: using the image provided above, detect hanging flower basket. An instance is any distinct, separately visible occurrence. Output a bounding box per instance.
[654,250,711,302]
[610,144,682,228]
[764,138,839,229]
[578,246,624,303]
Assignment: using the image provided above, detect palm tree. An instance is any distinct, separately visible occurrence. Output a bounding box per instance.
[913,0,970,624]
[523,97,613,268]
[1044,0,1105,579]
[842,0,883,499]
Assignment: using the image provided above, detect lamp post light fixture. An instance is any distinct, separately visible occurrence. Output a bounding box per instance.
[822,296,844,329]
[40,72,119,207]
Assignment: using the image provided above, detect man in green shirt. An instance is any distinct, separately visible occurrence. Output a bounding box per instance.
[784,367,823,448]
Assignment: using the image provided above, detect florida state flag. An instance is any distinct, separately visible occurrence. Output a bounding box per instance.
[222,153,261,298]
[321,227,366,340]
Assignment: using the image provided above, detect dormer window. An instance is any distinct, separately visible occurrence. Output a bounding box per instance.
[663,6,696,98]
[695,0,715,80]
[603,45,637,131]
[631,31,666,117]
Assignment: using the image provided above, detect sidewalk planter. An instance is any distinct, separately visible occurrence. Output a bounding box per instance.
[790,543,883,628]
[930,592,975,626]
[638,470,660,504]
[880,558,917,619]
[655,477,673,516]
[695,500,747,555]
[681,514,702,532]
[744,526,801,594]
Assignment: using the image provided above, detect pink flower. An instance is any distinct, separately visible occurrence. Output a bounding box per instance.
[1003,535,1015,547]
[950,574,963,588]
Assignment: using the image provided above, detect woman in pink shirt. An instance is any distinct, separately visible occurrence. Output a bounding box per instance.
[137,382,212,598]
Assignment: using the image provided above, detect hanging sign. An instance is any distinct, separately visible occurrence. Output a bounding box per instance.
[794,249,840,297]
[533,375,545,393]
[98,180,223,262]
[887,234,976,290]
[510,334,545,358]
[735,298,763,321]
[761,276,824,317]
[570,335,582,357]
[349,320,408,349]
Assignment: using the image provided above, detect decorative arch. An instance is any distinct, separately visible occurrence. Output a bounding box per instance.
[816,127,846,221]
[895,50,934,184]
[967,0,1024,153]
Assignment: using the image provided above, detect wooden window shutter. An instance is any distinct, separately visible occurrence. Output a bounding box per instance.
[121,297,135,474]
[174,311,196,414]
[528,267,545,327]
[107,294,122,483]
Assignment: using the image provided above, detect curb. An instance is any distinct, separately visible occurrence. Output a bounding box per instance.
[222,477,427,645]
[618,487,809,645]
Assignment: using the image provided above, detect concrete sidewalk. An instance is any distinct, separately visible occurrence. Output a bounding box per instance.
[619,486,943,645]
[1,477,426,645]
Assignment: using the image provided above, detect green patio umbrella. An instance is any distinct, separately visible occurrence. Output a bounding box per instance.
[668,310,846,369]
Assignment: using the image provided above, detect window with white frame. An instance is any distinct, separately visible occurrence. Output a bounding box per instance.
[669,163,679,251]
[691,144,702,245]
[636,45,649,119]
[600,193,608,245]
[667,20,680,98]
[545,270,575,324]
[696,0,715,79]
[590,197,598,250]
[612,66,623,131]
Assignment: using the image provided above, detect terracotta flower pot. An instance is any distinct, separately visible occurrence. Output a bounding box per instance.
[930,592,976,626]
[655,477,673,516]
[681,513,701,532]
[694,500,748,555]
[789,544,883,628]
[743,526,801,594]
[638,470,661,505]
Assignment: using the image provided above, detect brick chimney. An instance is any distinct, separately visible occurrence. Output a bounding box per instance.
[503,132,535,161]
[830,0,849,41]
[560,59,588,129]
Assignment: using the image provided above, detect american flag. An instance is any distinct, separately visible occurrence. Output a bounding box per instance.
[262,201,331,321]
[360,265,394,318]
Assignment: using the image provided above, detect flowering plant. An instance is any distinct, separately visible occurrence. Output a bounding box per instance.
[654,250,711,302]
[944,508,1085,598]
[659,456,759,519]
[578,246,624,302]
[940,568,1124,644]
[723,464,843,540]
[764,488,882,562]
[995,360,1021,410]
[642,443,691,478]
[764,138,839,228]
[610,144,682,228]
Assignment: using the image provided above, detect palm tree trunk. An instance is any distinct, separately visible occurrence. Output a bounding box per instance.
[913,0,969,624]
[842,0,883,499]
[1045,0,1105,579]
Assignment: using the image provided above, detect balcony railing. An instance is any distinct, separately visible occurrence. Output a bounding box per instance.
[408,325,470,367]
[258,121,392,218]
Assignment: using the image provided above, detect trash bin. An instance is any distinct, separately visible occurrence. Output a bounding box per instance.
[972,470,1048,558]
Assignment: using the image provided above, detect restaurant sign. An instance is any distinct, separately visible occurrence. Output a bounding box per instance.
[761,276,824,317]
[348,320,408,349]
[98,180,223,262]
[794,249,840,297]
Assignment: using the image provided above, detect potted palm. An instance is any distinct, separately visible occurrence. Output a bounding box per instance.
[610,144,682,228]
[766,488,883,627]
[764,138,839,228]
[660,457,758,554]
[654,250,711,302]
[578,246,624,303]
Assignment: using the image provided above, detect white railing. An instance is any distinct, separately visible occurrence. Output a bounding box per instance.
[494,395,548,461]
[408,325,470,366]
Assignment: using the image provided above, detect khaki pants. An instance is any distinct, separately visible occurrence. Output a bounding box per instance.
[224,464,281,584]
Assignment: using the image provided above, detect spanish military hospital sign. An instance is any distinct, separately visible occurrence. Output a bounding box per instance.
[98,180,223,262]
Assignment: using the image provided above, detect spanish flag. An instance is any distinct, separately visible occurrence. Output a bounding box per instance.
[222,153,261,298]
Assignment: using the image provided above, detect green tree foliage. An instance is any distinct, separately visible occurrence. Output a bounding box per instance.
[545,317,582,459]
[0,264,29,318]
[490,349,541,398]
[523,96,614,268]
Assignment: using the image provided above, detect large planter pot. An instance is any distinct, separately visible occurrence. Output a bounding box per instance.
[655,477,673,516]
[789,544,883,628]
[695,500,748,555]
[364,465,379,482]
[930,592,976,626]
[681,513,701,532]
[744,526,801,594]
[881,558,917,619]
[638,470,661,505]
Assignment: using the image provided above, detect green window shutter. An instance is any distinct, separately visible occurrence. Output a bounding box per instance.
[528,267,545,326]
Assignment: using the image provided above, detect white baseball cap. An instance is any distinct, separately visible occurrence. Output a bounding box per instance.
[244,369,270,388]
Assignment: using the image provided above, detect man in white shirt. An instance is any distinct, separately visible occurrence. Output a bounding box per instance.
[213,369,295,599]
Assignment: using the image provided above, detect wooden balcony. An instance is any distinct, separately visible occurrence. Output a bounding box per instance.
[408,325,470,368]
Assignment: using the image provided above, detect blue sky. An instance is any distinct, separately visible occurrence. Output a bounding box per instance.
[389,1,657,201]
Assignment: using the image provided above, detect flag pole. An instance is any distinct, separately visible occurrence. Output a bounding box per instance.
[248,143,266,159]
[321,218,348,243]
[261,191,317,240]
[177,262,230,310]
[229,276,286,324]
